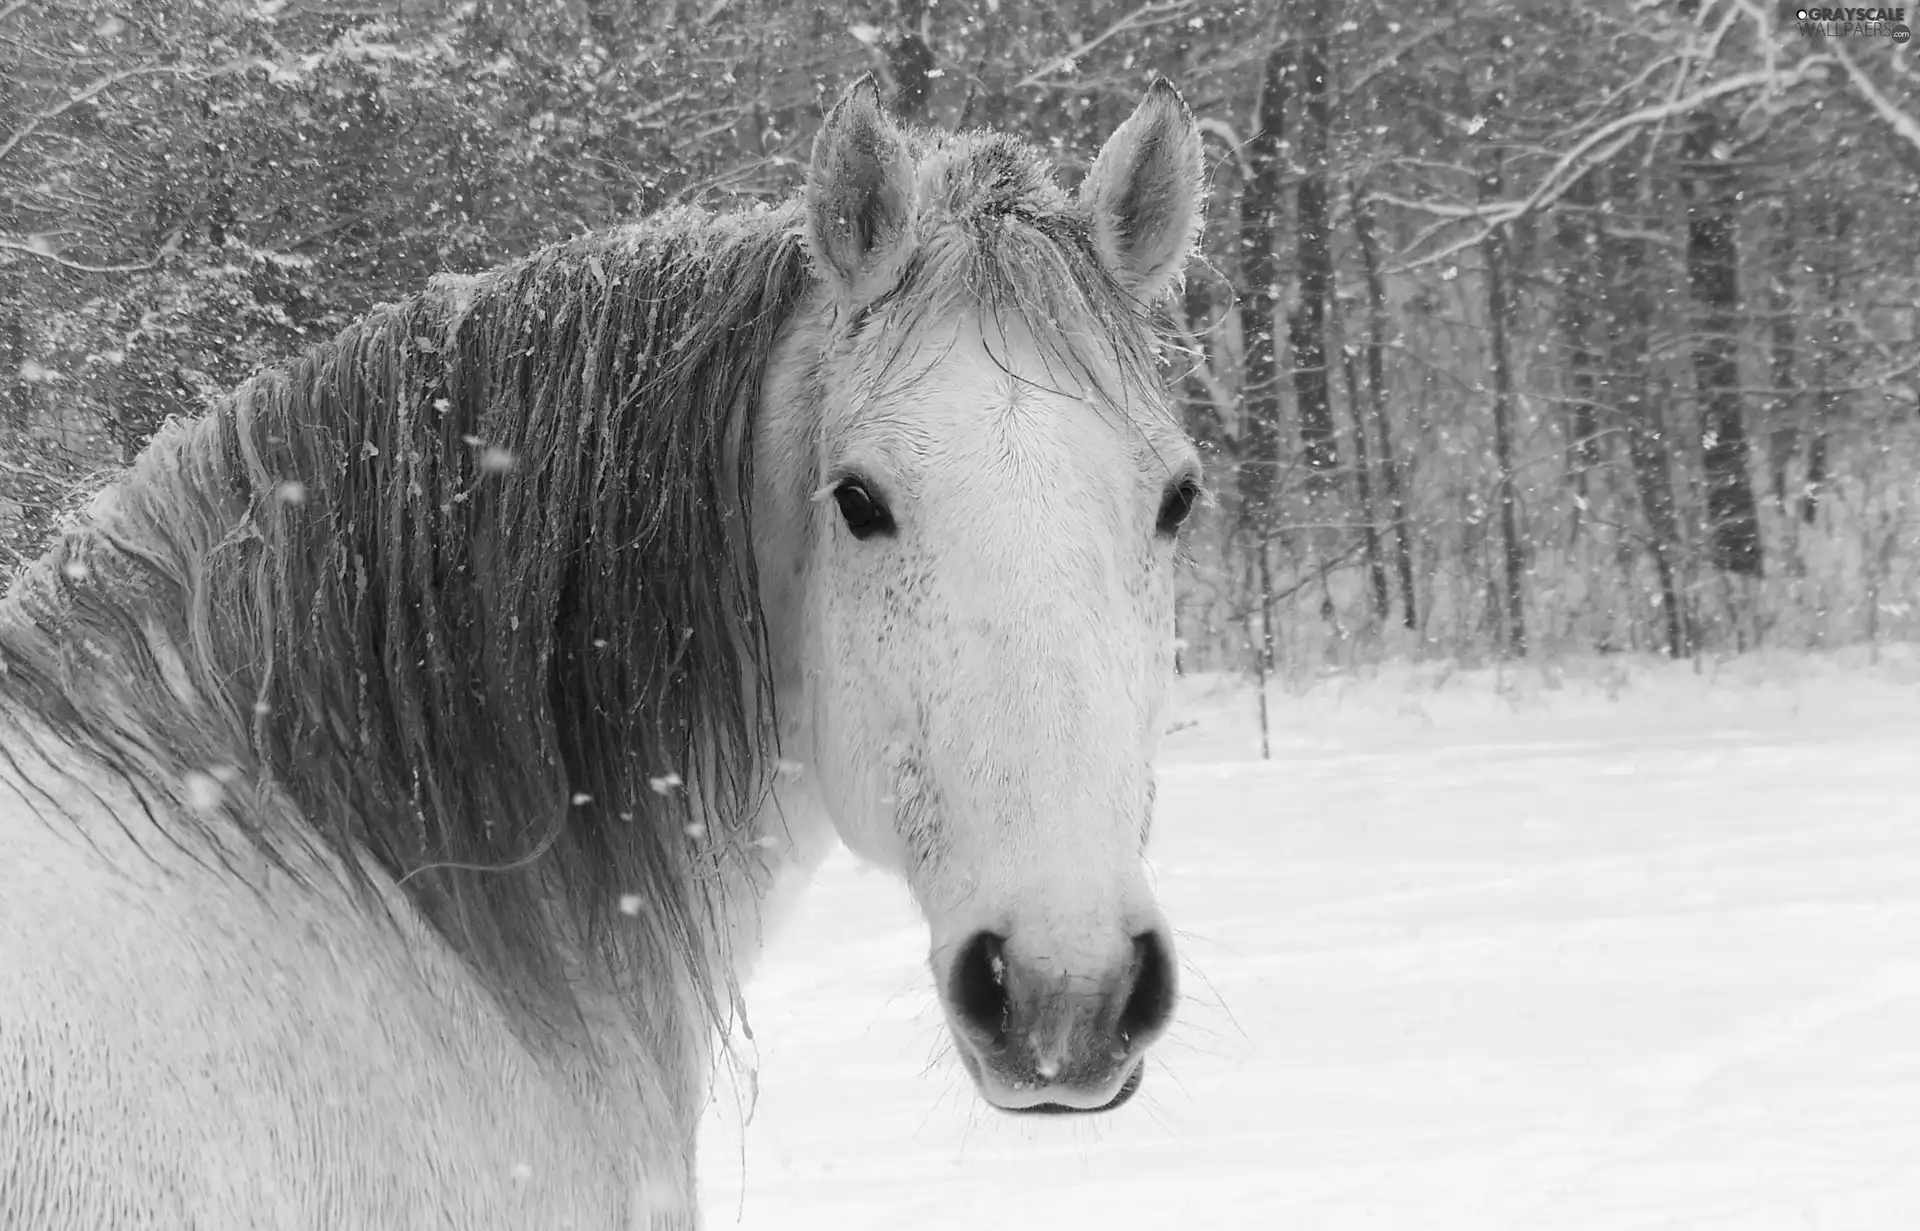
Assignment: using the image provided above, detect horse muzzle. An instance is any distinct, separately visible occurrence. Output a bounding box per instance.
[940,926,1176,1114]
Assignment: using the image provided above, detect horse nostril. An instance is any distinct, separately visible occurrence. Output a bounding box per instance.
[1116,930,1176,1048]
[949,931,1012,1047]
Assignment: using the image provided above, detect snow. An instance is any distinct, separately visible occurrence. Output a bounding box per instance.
[698,651,1920,1228]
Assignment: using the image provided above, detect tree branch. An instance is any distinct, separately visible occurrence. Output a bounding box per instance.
[1196,118,1255,185]
[1370,191,1487,219]
[1014,0,1199,90]
[1337,17,1457,101]
[1831,39,1920,159]
[0,236,159,274]
[1389,57,1834,273]
[0,63,186,167]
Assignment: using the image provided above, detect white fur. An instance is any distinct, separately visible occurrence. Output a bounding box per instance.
[0,723,840,1229]
[756,295,1197,1043]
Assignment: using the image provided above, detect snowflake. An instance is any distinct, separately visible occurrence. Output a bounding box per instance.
[183,772,225,813]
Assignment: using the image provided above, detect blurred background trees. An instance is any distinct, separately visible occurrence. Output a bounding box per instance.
[5,0,1916,673]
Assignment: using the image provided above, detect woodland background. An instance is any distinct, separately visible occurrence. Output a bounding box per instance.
[4,0,1918,680]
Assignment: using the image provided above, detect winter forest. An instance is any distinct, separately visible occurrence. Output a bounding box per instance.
[3,0,1917,678]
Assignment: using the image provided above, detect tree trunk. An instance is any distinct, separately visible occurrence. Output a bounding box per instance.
[1253,545,1274,759]
[1333,290,1390,621]
[1235,44,1288,706]
[1602,164,1688,658]
[1351,181,1418,630]
[1806,205,1852,524]
[1766,204,1799,512]
[1480,153,1527,658]
[1236,45,1287,527]
[1290,8,1339,475]
[1555,172,1602,519]
[1,294,27,432]
[1682,113,1762,577]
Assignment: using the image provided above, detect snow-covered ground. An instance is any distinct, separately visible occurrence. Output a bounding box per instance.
[697,650,1920,1229]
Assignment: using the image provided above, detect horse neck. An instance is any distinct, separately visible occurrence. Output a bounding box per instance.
[0,224,842,1094]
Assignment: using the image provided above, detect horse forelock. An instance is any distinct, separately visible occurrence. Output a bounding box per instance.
[0,203,813,1042]
[857,130,1179,436]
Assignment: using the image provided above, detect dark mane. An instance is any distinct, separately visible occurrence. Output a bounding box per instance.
[0,128,1176,1038]
[0,204,811,1031]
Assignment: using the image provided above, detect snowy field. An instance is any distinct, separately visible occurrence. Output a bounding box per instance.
[697,651,1920,1229]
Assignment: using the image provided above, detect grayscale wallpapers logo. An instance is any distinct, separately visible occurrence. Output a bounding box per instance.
[1796,6,1912,40]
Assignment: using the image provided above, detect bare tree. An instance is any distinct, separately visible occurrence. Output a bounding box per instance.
[1682,110,1762,578]
[1290,2,1339,476]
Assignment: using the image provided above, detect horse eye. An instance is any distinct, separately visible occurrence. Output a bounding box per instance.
[832,479,894,540]
[1156,479,1199,537]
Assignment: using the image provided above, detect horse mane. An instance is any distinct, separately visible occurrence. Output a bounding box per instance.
[0,203,812,1034]
[0,127,1176,1040]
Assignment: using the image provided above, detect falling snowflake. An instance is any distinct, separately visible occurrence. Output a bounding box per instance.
[571,792,593,806]
[61,559,89,581]
[649,772,683,795]
[618,894,642,916]
[479,446,517,474]
[275,480,306,505]
[774,759,805,779]
[183,772,225,813]
[685,822,707,838]
[509,1161,533,1183]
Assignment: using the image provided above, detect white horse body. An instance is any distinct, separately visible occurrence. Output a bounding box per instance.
[0,76,1203,1228]
[0,711,838,1227]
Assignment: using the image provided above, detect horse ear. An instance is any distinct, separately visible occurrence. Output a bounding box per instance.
[1078,79,1204,300]
[806,74,917,305]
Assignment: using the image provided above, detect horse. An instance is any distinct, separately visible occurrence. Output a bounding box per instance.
[0,75,1205,1228]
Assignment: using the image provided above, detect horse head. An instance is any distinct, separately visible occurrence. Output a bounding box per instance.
[757,77,1205,1114]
